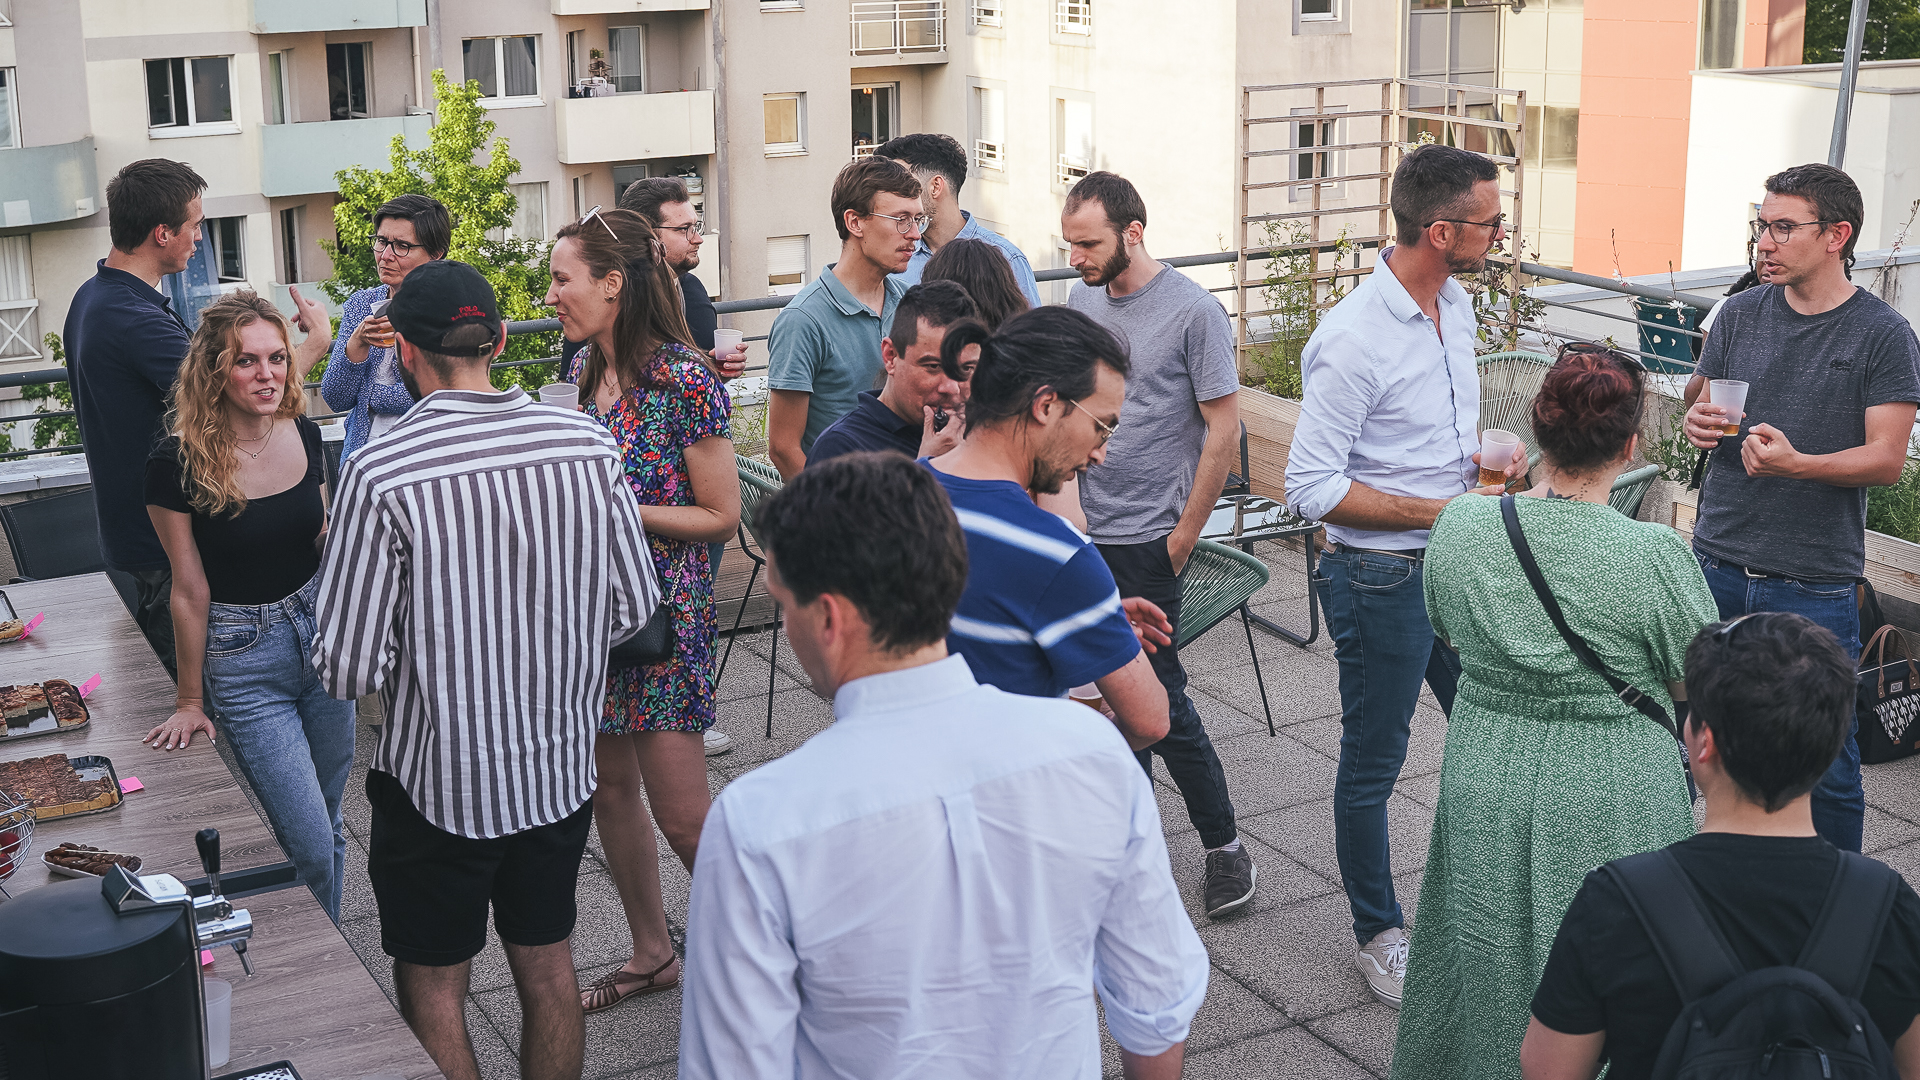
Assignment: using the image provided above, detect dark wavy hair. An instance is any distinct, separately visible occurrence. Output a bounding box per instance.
[1685,613,1855,812]
[941,306,1130,436]
[554,208,698,396]
[1530,344,1647,473]
[923,239,1027,331]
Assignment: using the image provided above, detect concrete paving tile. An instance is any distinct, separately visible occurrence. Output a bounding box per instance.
[477,959,685,1080]
[1180,1023,1374,1079]
[1098,966,1294,1074]
[598,1062,680,1080]
[1286,703,1449,780]
[1195,891,1378,1024]
[1188,684,1272,739]
[1181,608,1316,675]
[1306,1002,1403,1078]
[1163,828,1338,924]
[1238,793,1435,889]
[1865,804,1920,854]
[707,687,837,777]
[341,833,377,927]
[1873,840,1920,892]
[1865,755,1920,825]
[466,998,522,1080]
[1395,772,1440,810]
[712,634,801,704]
[1205,729,1339,818]
[1190,647,1345,728]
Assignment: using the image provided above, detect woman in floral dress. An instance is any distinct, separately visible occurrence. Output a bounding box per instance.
[545,207,740,1013]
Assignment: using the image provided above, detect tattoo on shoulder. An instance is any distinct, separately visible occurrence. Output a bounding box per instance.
[1543,487,1574,501]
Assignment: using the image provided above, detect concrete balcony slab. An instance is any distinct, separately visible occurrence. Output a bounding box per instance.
[0,137,99,229]
[555,90,715,165]
[250,0,426,33]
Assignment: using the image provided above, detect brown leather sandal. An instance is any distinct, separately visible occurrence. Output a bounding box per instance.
[580,954,680,1014]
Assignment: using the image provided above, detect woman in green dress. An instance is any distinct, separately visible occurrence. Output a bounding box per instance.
[1389,344,1718,1080]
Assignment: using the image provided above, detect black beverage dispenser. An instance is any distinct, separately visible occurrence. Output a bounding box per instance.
[0,829,255,1080]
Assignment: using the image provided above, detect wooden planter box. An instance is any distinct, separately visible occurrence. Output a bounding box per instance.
[1237,385,1301,503]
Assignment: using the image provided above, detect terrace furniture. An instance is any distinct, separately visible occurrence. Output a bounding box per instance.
[1203,495,1323,647]
[722,458,784,738]
[1177,539,1276,735]
[0,487,139,613]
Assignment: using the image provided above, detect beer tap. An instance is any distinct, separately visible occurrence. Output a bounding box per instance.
[192,828,254,977]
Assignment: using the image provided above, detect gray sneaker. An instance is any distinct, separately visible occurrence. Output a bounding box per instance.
[1356,927,1409,1008]
[1203,846,1257,918]
[702,728,733,757]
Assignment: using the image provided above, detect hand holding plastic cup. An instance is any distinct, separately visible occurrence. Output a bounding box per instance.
[1477,429,1521,489]
[539,383,581,410]
[1708,380,1749,437]
[711,329,746,379]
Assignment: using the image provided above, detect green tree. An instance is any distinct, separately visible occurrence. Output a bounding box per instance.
[14,333,80,455]
[1805,0,1920,62]
[322,69,557,391]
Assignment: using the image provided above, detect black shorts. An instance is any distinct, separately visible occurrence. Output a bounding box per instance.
[365,769,592,966]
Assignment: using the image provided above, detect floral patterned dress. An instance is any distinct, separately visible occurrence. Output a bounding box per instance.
[569,343,732,733]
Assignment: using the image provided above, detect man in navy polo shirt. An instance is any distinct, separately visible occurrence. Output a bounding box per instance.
[65,158,329,674]
[807,281,979,467]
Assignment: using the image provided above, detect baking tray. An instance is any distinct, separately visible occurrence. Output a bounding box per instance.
[0,754,124,822]
[0,681,90,742]
[0,591,17,626]
[43,845,142,878]
[214,1062,304,1080]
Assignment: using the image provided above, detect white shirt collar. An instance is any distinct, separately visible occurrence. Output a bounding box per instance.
[833,653,978,721]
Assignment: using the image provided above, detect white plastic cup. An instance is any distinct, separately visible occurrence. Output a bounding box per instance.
[1478,428,1521,488]
[712,329,745,355]
[1068,684,1106,713]
[539,383,581,410]
[1708,379,1749,436]
[204,977,232,1069]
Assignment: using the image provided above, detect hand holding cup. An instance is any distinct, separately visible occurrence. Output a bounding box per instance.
[711,329,748,382]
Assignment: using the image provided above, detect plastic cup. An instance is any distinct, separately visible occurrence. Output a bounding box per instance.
[1478,428,1521,488]
[712,329,744,355]
[1708,379,1749,437]
[1068,684,1106,713]
[539,383,581,410]
[204,977,232,1068]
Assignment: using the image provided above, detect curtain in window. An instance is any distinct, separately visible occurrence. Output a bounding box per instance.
[767,236,808,295]
[504,37,538,98]
[608,27,644,94]
[464,39,499,98]
[0,69,15,149]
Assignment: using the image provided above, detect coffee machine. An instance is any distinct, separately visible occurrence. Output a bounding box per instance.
[0,828,256,1080]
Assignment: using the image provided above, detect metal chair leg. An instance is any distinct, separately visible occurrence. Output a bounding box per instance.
[715,526,761,685]
[766,604,780,740]
[1240,604,1276,736]
[1242,533,1321,648]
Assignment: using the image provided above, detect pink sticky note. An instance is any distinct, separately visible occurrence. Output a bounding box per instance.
[201,949,214,967]
[118,776,143,794]
[17,614,43,640]
[77,675,101,699]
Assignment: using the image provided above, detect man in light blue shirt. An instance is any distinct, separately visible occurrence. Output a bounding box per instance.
[1285,143,1522,1011]
[680,453,1207,1080]
[874,133,1043,307]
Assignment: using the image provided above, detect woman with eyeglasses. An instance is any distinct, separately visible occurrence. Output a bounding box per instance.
[1388,345,1719,1080]
[545,207,741,1014]
[320,194,451,459]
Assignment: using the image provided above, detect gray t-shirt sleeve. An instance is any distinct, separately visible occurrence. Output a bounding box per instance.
[1864,320,1920,409]
[1186,299,1240,403]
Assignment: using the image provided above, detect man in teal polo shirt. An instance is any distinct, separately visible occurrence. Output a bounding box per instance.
[766,157,924,479]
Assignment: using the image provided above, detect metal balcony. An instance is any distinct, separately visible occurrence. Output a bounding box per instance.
[249,0,425,33]
[973,139,1003,171]
[260,116,432,198]
[1057,154,1090,187]
[0,137,99,229]
[971,1,1002,27]
[1054,0,1090,35]
[850,1,946,59]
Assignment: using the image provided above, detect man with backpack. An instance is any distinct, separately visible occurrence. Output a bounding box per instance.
[1520,612,1920,1080]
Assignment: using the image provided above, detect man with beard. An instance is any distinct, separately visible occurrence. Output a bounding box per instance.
[923,307,1170,752]
[1285,143,1523,1008]
[1062,171,1254,922]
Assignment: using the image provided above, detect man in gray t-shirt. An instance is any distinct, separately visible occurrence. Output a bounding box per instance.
[1685,162,1920,854]
[1063,172,1254,921]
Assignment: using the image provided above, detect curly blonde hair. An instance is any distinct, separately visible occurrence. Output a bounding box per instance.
[165,292,307,518]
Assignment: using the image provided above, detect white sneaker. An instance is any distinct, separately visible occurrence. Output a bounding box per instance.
[1356,927,1409,1009]
[702,729,733,756]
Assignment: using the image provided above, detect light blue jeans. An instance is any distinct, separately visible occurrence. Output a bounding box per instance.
[203,575,356,921]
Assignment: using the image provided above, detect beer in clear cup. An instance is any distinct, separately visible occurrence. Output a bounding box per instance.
[1709,380,1749,437]
[1479,428,1521,489]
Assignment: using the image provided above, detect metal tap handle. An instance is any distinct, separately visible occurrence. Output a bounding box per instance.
[196,828,223,899]
[233,940,255,977]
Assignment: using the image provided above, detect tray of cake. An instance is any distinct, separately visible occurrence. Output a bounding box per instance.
[0,679,89,740]
[42,842,142,878]
[0,754,122,820]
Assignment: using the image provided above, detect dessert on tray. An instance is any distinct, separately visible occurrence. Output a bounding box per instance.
[43,842,142,877]
[0,679,90,738]
[0,754,120,819]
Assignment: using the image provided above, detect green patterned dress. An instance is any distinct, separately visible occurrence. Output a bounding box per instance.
[1388,494,1717,1080]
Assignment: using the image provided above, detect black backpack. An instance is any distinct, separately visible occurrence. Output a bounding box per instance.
[1606,848,1902,1079]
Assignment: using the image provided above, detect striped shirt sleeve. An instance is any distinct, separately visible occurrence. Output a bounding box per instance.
[313,457,402,700]
[1035,547,1141,691]
[604,455,662,644]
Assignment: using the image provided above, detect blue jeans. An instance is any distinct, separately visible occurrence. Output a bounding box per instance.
[1316,547,1460,944]
[1695,551,1863,852]
[203,575,357,921]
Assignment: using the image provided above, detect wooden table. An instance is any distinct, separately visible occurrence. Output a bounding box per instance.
[0,574,442,1080]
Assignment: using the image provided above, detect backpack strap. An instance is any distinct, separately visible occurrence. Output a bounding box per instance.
[1793,851,1900,998]
[1603,850,1745,1003]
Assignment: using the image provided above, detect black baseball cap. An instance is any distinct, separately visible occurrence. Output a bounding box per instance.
[387,260,503,356]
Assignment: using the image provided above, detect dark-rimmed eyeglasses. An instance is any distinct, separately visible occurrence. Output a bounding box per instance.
[1425,215,1506,233]
[372,235,424,256]
[581,204,618,242]
[660,220,704,239]
[1065,397,1116,446]
[1750,217,1836,244]
[860,211,932,236]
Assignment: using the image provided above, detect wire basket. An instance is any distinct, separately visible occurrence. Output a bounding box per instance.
[0,786,35,899]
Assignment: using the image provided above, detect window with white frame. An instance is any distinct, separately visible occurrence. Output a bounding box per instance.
[566,30,583,87]
[146,57,237,134]
[971,83,1004,172]
[572,176,585,221]
[0,68,17,150]
[279,207,303,283]
[972,2,1003,29]
[767,235,809,296]
[0,236,38,362]
[207,217,246,283]
[612,165,649,203]
[852,84,896,159]
[1300,0,1336,20]
[327,42,371,120]
[1054,94,1092,187]
[607,26,646,93]
[507,182,548,241]
[267,52,291,124]
[1054,0,1091,36]
[764,93,806,155]
[463,36,540,104]
[1289,105,1345,199]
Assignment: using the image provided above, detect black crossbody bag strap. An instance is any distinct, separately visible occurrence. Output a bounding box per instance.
[1500,494,1681,742]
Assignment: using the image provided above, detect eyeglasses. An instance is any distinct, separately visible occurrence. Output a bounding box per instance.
[581,205,619,242]
[1750,217,1836,244]
[860,211,933,236]
[1065,398,1116,446]
[1711,613,1761,643]
[372,235,424,256]
[660,220,704,239]
[1425,215,1506,233]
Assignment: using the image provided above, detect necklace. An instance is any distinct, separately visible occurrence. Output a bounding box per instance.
[235,421,276,460]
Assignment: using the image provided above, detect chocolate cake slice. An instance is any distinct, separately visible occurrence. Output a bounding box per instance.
[42,680,86,726]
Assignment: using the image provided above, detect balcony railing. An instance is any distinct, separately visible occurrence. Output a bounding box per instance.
[973,139,1003,171]
[850,0,946,56]
[1057,154,1090,186]
[0,300,39,363]
[852,143,880,161]
[971,1,1002,27]
[1054,0,1090,35]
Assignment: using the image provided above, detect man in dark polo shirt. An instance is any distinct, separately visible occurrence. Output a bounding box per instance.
[65,159,329,675]
[807,281,978,467]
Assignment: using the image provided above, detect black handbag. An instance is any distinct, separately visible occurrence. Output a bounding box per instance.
[1857,624,1920,764]
[609,602,677,668]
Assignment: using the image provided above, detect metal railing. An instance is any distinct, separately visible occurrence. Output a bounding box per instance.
[849,0,946,56]
[973,139,1003,171]
[852,143,880,161]
[1054,0,1091,35]
[971,1,1002,28]
[1057,154,1090,186]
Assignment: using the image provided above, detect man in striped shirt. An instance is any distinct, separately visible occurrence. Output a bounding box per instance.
[313,261,659,1080]
[923,306,1168,751]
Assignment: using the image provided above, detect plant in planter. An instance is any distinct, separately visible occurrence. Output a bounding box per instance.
[1868,459,1920,545]
[587,48,611,82]
[1242,218,1351,400]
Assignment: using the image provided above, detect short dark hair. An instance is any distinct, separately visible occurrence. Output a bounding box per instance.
[874,133,969,198]
[1530,344,1647,473]
[1765,162,1865,272]
[1685,613,1856,813]
[889,280,979,352]
[616,176,692,227]
[406,323,498,382]
[106,159,208,253]
[944,306,1130,436]
[923,238,1028,331]
[1064,171,1147,236]
[755,452,968,653]
[374,194,453,260]
[1390,144,1500,247]
[831,157,923,241]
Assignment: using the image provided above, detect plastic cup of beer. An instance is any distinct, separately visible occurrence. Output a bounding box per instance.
[1478,428,1521,488]
[1709,379,1749,437]
[1068,684,1107,714]
[539,383,580,410]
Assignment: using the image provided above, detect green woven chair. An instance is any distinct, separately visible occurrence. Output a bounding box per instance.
[1177,539,1276,735]
[1477,350,1554,443]
[1607,462,1662,519]
[714,456,786,737]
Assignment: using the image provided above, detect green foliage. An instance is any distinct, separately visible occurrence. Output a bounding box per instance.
[1868,460,1920,544]
[1465,237,1549,352]
[1641,405,1702,484]
[1805,0,1920,62]
[322,69,558,393]
[1242,220,1353,400]
[13,333,81,455]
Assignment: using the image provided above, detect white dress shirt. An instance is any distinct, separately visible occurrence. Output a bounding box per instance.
[1284,246,1481,550]
[678,653,1209,1080]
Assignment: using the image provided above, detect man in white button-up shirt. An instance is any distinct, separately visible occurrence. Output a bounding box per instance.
[1284,144,1522,1011]
[679,453,1209,1080]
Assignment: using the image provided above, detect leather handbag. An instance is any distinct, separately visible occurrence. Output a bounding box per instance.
[1857,624,1920,764]
[609,602,677,668]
